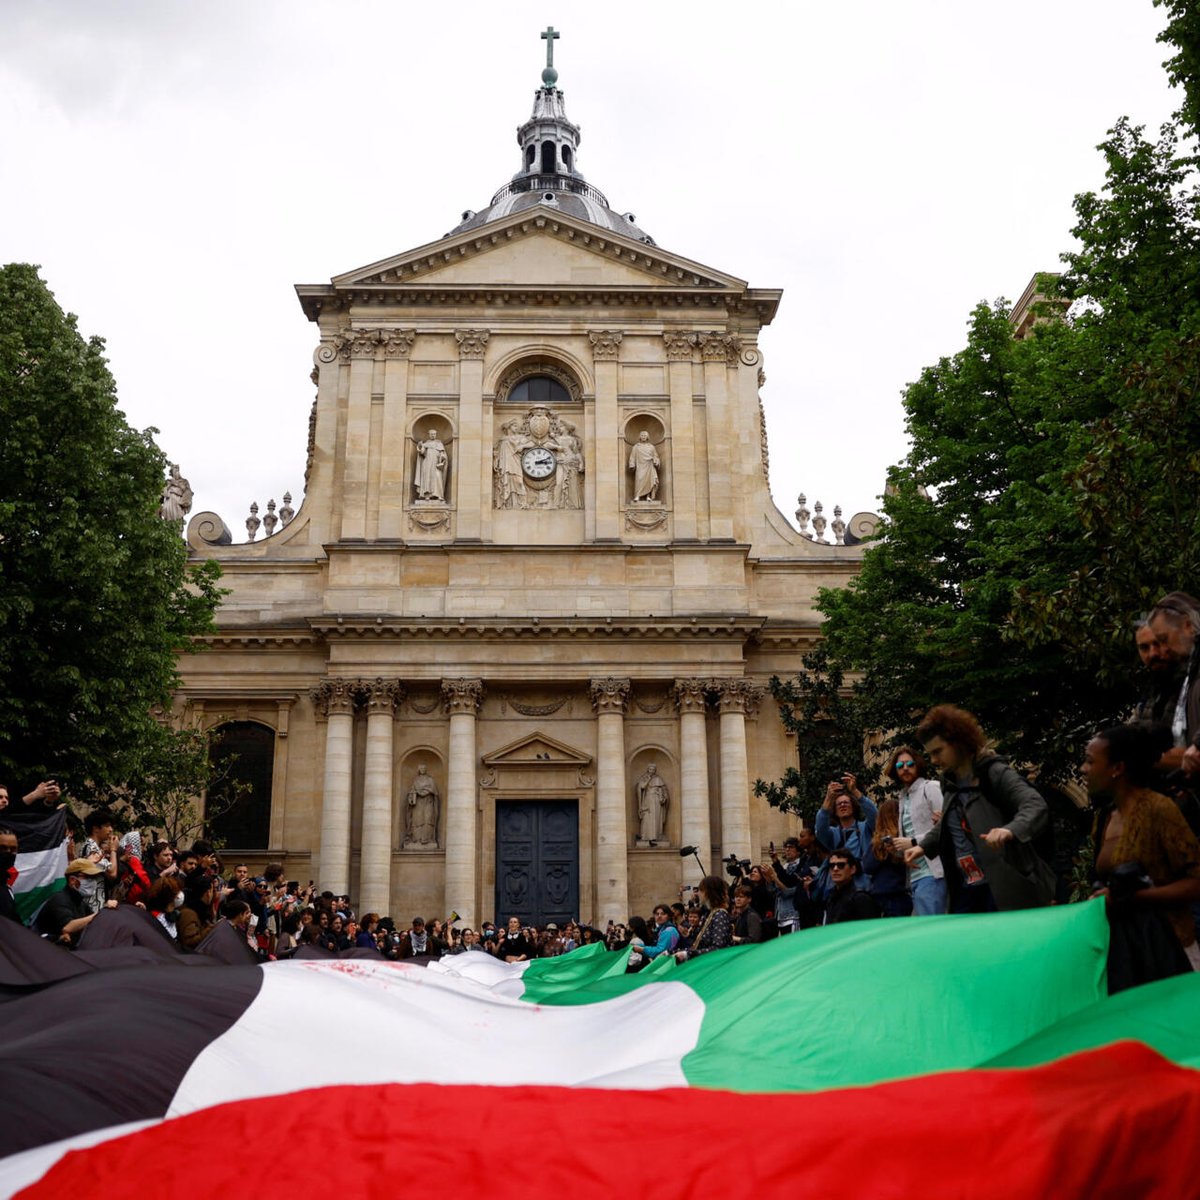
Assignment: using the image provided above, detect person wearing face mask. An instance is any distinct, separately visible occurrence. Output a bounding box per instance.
[36,858,118,946]
[145,875,185,939]
[877,746,946,916]
[0,826,20,923]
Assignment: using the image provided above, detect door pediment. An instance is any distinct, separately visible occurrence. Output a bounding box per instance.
[482,730,592,767]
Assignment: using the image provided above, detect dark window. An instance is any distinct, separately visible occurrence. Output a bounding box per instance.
[525,145,535,169]
[562,146,572,170]
[540,141,556,173]
[507,376,571,405]
[207,722,274,850]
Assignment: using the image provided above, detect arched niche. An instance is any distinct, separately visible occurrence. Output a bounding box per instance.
[622,413,669,506]
[628,746,677,847]
[207,721,275,850]
[409,414,454,506]
[397,749,445,850]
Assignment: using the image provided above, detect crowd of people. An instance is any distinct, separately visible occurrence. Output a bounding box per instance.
[3,592,1200,995]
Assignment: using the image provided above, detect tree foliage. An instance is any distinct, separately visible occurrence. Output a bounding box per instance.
[0,265,223,795]
[763,37,1200,801]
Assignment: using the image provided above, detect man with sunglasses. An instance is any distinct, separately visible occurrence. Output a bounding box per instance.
[822,851,880,925]
[1147,593,1200,778]
[882,747,947,916]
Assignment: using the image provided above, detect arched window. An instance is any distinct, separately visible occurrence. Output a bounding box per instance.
[507,376,571,406]
[540,141,556,174]
[562,146,573,171]
[207,722,274,850]
[525,145,535,169]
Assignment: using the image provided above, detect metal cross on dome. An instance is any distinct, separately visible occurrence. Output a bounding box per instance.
[541,25,559,69]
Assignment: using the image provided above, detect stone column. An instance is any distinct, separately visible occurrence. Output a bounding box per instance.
[589,677,631,924]
[442,678,483,925]
[589,331,622,541]
[715,680,763,866]
[664,333,699,540]
[377,330,416,540]
[340,331,381,540]
[310,679,361,895]
[699,332,739,541]
[455,330,489,541]
[359,678,402,916]
[672,678,712,874]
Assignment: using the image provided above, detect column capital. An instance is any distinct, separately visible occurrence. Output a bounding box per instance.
[662,331,696,361]
[335,328,387,360]
[364,677,405,714]
[589,677,631,715]
[672,677,709,715]
[455,329,490,360]
[713,678,763,717]
[588,329,624,361]
[382,329,416,358]
[698,331,743,364]
[309,678,363,717]
[441,677,484,715]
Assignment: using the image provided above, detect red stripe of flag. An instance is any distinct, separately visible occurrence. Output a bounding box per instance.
[19,1042,1200,1199]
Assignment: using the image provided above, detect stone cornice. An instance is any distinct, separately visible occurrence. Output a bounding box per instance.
[296,285,779,323]
[308,616,765,641]
[195,629,318,649]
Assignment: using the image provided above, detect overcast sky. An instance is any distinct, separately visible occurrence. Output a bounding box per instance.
[0,1,1181,540]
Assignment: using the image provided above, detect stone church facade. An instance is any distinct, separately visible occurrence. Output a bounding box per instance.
[179,47,876,927]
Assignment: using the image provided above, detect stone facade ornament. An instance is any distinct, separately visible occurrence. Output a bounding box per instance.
[672,678,709,715]
[662,332,696,361]
[413,429,449,501]
[455,329,490,359]
[309,678,363,717]
[811,500,828,543]
[634,762,670,844]
[588,677,630,715]
[698,331,743,364]
[409,508,451,533]
[794,493,811,538]
[441,678,484,715]
[245,502,260,542]
[493,407,584,510]
[627,431,661,501]
[279,492,295,526]
[403,763,441,848]
[158,464,193,523]
[831,505,846,545]
[363,677,402,714]
[496,361,582,402]
[262,499,278,537]
[714,679,764,718]
[588,329,623,360]
[382,329,416,358]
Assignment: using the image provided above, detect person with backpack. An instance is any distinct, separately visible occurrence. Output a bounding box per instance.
[904,705,1055,913]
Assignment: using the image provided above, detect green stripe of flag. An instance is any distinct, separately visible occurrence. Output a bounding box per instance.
[521,903,1113,1092]
[4,809,68,923]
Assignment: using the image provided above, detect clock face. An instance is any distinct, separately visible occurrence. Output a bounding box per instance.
[521,446,556,480]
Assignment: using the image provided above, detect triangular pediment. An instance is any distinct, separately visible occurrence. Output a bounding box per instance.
[482,730,592,767]
[331,208,748,293]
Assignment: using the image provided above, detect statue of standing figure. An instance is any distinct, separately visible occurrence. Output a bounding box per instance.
[635,762,670,843]
[628,431,661,502]
[404,764,441,847]
[158,464,194,522]
[414,430,448,502]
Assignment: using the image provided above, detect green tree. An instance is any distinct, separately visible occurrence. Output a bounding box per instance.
[0,265,223,795]
[766,111,1200,788]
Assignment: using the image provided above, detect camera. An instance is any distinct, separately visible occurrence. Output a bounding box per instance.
[722,853,752,877]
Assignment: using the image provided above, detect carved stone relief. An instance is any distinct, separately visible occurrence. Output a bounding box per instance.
[493,406,585,510]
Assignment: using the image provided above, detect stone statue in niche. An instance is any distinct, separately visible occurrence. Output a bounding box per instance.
[158,464,194,522]
[634,762,670,844]
[403,764,441,847]
[492,406,584,510]
[413,430,448,502]
[628,432,661,502]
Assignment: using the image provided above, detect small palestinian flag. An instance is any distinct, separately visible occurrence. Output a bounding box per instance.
[2,807,67,923]
[2,902,1199,1198]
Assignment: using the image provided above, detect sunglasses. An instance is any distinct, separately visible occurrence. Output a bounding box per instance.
[895,759,916,768]
[828,862,852,870]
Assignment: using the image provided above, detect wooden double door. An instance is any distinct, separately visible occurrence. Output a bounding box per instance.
[494,800,579,927]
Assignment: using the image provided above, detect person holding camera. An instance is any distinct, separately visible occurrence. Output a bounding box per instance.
[815,774,877,894]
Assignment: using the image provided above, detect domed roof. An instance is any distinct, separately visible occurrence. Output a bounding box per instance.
[446,31,654,246]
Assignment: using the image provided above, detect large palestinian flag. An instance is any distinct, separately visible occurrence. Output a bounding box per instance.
[3,901,1200,1198]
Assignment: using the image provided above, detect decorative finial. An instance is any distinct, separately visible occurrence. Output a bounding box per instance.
[246,501,260,542]
[279,492,295,526]
[541,25,559,87]
[263,498,278,538]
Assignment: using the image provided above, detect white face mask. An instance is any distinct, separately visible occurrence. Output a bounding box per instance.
[172,893,185,910]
